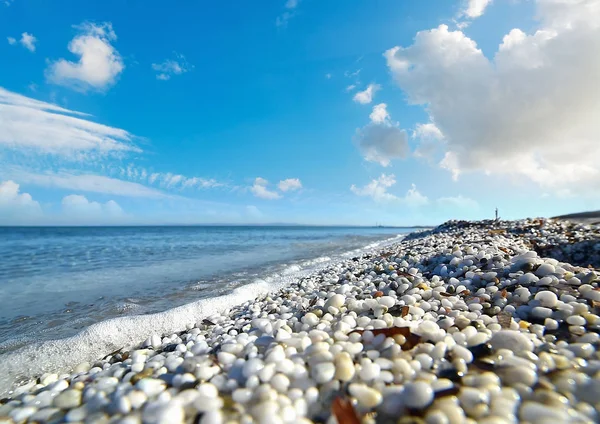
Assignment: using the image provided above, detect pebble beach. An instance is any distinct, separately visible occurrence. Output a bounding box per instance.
[1,218,600,424]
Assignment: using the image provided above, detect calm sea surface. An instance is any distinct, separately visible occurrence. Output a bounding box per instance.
[0,226,414,352]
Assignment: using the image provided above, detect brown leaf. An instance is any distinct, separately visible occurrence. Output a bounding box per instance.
[350,327,422,351]
[332,396,360,424]
[401,306,409,317]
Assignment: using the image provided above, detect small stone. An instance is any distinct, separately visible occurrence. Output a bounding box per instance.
[348,384,383,408]
[334,352,355,382]
[535,264,555,277]
[520,401,568,422]
[142,401,184,424]
[325,294,346,310]
[403,381,434,409]
[489,330,533,354]
[311,362,335,384]
[534,291,558,308]
[136,378,166,397]
[53,389,82,409]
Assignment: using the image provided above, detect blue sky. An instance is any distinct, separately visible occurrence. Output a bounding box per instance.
[1,0,599,225]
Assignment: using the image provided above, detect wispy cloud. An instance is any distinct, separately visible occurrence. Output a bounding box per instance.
[152,52,193,80]
[276,0,300,27]
[113,165,225,191]
[3,168,168,199]
[46,22,124,92]
[0,87,139,158]
[7,36,16,45]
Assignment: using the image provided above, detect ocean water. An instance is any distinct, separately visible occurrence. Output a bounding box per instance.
[0,226,414,363]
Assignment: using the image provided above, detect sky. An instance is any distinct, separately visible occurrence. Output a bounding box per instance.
[1,0,599,226]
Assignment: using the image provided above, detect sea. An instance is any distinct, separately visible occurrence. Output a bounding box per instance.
[0,225,416,394]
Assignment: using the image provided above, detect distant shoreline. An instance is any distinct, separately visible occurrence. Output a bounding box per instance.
[0,224,436,229]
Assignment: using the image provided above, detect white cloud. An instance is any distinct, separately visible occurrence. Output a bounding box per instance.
[4,169,168,199]
[46,22,124,92]
[325,73,332,79]
[404,184,430,207]
[7,36,16,45]
[181,177,222,189]
[278,178,302,192]
[437,195,479,210]
[0,180,42,223]
[355,103,409,167]
[251,177,281,199]
[369,103,390,124]
[351,174,398,202]
[276,0,300,27]
[413,122,445,159]
[120,166,223,190]
[0,87,138,157]
[464,0,492,18]
[62,194,124,217]
[345,84,357,92]
[152,53,193,80]
[385,0,600,192]
[20,32,36,52]
[353,83,381,104]
[351,174,429,206]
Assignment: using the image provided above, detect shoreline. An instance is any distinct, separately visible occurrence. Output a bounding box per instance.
[0,232,410,398]
[1,218,599,423]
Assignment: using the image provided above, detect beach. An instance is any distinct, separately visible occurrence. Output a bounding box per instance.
[1,218,599,424]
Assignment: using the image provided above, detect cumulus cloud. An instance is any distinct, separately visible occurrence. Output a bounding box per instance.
[152,53,193,80]
[251,177,281,199]
[464,0,492,18]
[7,36,16,45]
[0,180,42,223]
[350,174,398,202]
[369,103,390,124]
[385,0,600,192]
[353,83,380,104]
[20,32,36,52]
[355,103,409,167]
[278,178,302,192]
[62,194,124,217]
[46,22,124,92]
[351,174,429,206]
[413,122,445,159]
[0,87,138,157]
